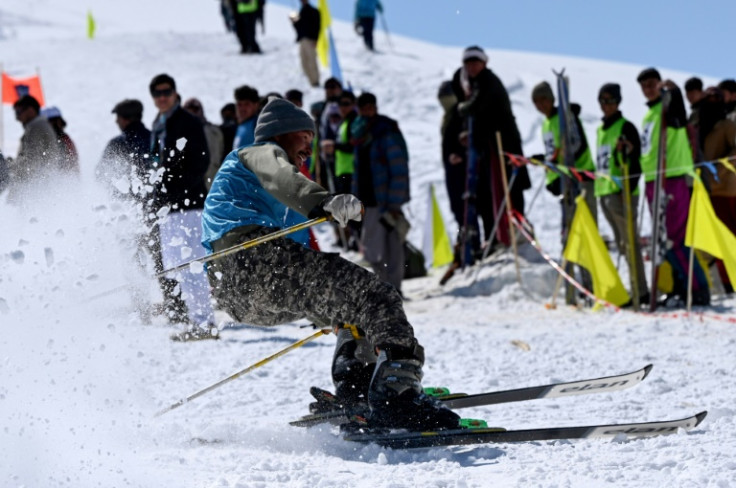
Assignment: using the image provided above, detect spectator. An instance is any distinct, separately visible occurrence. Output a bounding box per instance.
[229,0,262,54]
[351,92,410,294]
[7,95,61,205]
[148,73,216,339]
[285,89,304,107]
[698,87,736,294]
[97,99,186,324]
[684,77,705,161]
[636,68,709,306]
[594,83,648,305]
[334,91,358,195]
[219,102,238,152]
[233,85,260,150]
[531,80,597,221]
[41,106,80,174]
[438,80,466,232]
[718,79,736,122]
[183,97,225,190]
[451,46,531,254]
[685,77,704,125]
[290,0,321,87]
[354,0,382,51]
[96,99,153,202]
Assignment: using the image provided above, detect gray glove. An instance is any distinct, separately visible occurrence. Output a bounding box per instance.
[323,194,363,228]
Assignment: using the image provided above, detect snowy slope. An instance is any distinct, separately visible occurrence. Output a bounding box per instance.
[1,1,734,487]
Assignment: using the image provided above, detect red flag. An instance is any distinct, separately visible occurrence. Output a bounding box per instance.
[2,72,45,106]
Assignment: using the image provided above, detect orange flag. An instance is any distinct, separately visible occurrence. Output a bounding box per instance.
[2,72,45,106]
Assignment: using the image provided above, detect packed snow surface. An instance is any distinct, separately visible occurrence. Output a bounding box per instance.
[1,1,734,487]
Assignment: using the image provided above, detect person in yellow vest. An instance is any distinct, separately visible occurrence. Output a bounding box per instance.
[229,0,261,54]
[531,81,597,224]
[636,67,709,306]
[595,83,649,304]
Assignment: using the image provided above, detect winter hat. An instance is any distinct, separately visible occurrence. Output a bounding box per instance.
[112,99,144,120]
[531,81,555,102]
[636,67,661,83]
[41,106,62,119]
[462,45,488,64]
[254,97,316,143]
[598,83,622,103]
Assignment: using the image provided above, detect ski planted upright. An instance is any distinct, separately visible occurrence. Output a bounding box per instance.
[343,411,707,449]
[460,116,480,270]
[554,70,581,305]
[649,88,672,311]
[290,364,653,428]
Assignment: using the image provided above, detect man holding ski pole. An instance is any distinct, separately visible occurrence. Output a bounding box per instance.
[636,68,710,307]
[201,97,460,431]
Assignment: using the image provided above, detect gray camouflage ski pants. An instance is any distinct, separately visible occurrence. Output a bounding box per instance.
[207,226,416,350]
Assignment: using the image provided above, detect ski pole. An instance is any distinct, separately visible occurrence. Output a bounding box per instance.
[496,132,522,285]
[619,149,640,311]
[83,217,329,303]
[156,216,329,279]
[378,10,393,50]
[154,328,331,417]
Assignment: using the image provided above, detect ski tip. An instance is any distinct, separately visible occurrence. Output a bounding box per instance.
[642,364,654,380]
[694,411,708,427]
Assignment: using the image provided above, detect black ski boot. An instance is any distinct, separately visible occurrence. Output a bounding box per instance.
[316,325,376,412]
[367,343,460,431]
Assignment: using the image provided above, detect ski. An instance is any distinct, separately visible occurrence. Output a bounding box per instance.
[649,88,671,311]
[343,411,707,449]
[290,364,653,427]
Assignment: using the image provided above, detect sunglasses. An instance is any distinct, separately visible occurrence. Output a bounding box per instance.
[152,88,174,98]
[599,98,618,105]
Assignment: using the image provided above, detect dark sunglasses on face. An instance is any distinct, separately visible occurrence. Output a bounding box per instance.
[599,98,617,105]
[152,88,174,98]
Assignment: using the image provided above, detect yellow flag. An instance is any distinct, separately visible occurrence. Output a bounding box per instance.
[685,177,736,284]
[563,196,630,306]
[423,185,453,268]
[87,10,96,39]
[317,0,331,67]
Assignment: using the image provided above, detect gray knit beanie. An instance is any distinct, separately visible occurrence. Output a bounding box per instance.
[531,81,555,102]
[254,97,316,143]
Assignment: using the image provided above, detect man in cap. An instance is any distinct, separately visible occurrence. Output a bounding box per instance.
[97,99,152,201]
[594,83,648,306]
[202,97,460,431]
[636,67,709,306]
[450,46,530,263]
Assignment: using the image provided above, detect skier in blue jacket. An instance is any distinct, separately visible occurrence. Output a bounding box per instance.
[202,97,460,431]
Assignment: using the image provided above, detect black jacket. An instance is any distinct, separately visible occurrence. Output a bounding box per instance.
[97,121,152,202]
[451,67,530,190]
[294,3,320,41]
[151,107,210,212]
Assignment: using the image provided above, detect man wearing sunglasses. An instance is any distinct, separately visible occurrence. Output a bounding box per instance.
[595,83,648,307]
[148,73,216,340]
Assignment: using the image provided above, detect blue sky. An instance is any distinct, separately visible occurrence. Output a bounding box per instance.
[272,0,734,80]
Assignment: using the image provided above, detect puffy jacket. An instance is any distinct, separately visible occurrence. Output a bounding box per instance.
[202,143,329,251]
